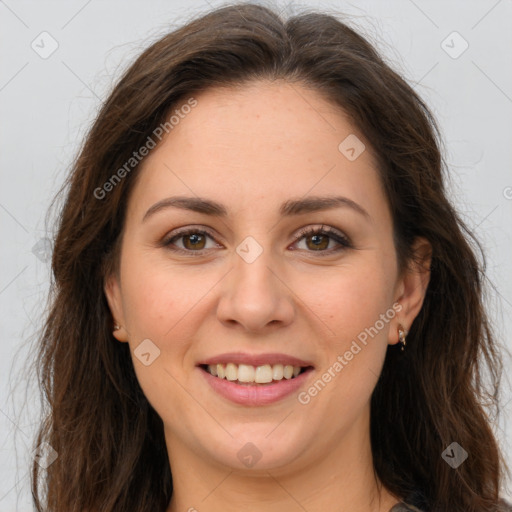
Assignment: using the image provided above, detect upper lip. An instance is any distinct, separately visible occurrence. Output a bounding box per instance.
[197,352,314,368]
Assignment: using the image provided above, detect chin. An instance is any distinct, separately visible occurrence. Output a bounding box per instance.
[207,425,309,472]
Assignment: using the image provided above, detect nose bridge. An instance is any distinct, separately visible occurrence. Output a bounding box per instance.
[216,234,294,332]
[234,236,276,294]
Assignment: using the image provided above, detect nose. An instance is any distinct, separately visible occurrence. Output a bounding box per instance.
[216,248,295,333]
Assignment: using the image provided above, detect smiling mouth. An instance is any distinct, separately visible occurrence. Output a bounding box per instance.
[199,363,313,386]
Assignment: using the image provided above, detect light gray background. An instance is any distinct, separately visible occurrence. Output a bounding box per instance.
[1,0,511,509]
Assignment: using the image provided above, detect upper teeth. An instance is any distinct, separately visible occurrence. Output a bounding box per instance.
[207,363,302,383]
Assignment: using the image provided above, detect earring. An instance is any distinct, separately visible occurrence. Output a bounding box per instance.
[398,324,407,352]
[113,324,121,331]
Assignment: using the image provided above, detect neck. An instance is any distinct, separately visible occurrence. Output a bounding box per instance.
[165,406,400,512]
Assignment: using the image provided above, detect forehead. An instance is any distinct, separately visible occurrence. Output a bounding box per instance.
[127,81,386,222]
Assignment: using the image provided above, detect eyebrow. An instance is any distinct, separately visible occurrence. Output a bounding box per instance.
[142,195,370,222]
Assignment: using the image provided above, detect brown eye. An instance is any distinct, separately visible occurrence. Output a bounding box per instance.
[305,233,330,251]
[292,225,352,255]
[181,232,207,250]
[163,228,218,254]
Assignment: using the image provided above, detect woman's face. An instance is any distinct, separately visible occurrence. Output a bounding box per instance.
[105,81,428,474]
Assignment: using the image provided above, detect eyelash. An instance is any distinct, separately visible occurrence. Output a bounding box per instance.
[162,225,352,257]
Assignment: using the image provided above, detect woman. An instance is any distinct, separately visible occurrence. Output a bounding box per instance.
[32,3,511,511]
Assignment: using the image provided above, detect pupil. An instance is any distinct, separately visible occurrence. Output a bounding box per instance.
[187,233,204,249]
[309,234,327,250]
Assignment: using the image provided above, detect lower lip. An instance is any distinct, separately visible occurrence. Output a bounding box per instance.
[198,366,314,406]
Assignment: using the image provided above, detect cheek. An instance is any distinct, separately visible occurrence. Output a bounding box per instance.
[120,250,210,341]
[118,252,206,417]
[294,261,395,407]
[297,261,395,344]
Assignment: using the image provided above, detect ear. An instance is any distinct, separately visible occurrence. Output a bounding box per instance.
[104,273,129,343]
[389,237,432,345]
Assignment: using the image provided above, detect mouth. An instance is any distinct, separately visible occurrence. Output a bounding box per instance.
[198,362,315,406]
[199,363,313,386]
[196,352,315,405]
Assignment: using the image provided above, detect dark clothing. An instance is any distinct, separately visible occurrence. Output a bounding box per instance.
[390,503,423,512]
[389,500,512,512]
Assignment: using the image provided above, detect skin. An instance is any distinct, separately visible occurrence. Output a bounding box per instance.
[104,81,431,512]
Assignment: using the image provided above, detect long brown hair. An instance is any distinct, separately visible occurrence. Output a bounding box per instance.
[32,3,510,511]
